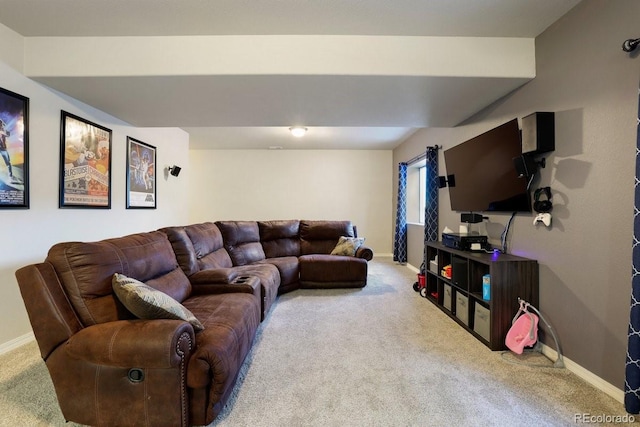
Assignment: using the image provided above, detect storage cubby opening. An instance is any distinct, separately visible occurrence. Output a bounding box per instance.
[469,262,490,296]
[451,255,469,290]
[438,251,452,277]
[426,274,439,302]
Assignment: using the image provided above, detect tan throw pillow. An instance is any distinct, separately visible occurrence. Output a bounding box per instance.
[330,236,365,256]
[112,273,204,331]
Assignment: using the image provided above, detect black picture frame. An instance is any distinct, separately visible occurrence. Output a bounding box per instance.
[59,111,112,208]
[0,86,29,208]
[126,136,157,209]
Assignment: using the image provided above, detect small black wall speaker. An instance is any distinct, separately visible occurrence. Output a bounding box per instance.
[438,174,456,188]
[522,112,555,155]
[169,165,182,177]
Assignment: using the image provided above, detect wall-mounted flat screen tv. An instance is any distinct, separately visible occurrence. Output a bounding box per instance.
[443,118,531,213]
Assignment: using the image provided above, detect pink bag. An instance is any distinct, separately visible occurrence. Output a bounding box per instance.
[505,301,539,354]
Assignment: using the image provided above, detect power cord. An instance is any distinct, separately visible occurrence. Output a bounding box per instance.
[499,212,517,253]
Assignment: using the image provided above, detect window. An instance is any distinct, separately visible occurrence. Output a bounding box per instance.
[406,160,426,224]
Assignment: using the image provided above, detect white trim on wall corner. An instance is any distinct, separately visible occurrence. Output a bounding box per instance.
[0,332,35,356]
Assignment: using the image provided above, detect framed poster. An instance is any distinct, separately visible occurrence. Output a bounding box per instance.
[126,136,156,209]
[59,111,112,208]
[0,87,29,208]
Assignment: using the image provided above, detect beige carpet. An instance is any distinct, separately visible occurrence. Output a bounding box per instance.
[0,257,634,426]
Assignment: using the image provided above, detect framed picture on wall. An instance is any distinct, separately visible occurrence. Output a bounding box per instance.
[0,86,29,209]
[126,136,156,209]
[59,111,112,208]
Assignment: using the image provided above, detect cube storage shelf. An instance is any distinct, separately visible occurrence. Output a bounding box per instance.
[425,241,539,351]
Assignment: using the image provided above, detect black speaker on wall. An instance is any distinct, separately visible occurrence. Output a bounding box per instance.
[522,112,555,155]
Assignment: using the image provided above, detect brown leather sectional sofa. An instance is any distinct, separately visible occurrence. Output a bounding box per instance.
[15,219,372,426]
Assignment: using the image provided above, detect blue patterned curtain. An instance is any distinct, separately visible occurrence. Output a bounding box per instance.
[626,85,640,414]
[393,162,408,263]
[422,146,439,272]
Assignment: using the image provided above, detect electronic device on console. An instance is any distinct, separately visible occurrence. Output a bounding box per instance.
[442,232,488,252]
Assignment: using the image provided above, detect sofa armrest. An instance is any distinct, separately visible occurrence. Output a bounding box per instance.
[356,245,374,261]
[189,267,239,284]
[65,319,195,368]
[52,319,194,426]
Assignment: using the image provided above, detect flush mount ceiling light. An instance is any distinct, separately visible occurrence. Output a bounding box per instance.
[289,126,307,137]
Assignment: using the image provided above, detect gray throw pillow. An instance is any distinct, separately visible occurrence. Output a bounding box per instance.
[330,236,365,256]
[112,273,204,331]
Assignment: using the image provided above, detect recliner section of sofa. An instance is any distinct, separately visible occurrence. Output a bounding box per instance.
[161,222,281,320]
[297,220,370,288]
[16,230,260,427]
[218,219,302,294]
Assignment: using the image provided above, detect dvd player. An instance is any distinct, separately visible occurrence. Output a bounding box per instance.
[442,232,488,251]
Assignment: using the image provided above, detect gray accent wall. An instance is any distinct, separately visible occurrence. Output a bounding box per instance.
[393,0,639,388]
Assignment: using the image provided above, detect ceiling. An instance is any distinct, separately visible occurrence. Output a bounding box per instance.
[0,0,581,150]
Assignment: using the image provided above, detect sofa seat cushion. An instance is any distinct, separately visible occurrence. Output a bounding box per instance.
[298,254,368,288]
[256,256,299,287]
[182,292,260,392]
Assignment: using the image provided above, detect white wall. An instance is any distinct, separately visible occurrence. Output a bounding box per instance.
[189,149,393,254]
[0,59,190,347]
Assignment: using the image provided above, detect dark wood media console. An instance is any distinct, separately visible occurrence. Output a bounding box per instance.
[425,241,539,351]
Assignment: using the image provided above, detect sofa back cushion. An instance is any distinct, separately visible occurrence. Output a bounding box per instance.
[299,220,355,255]
[160,225,200,276]
[216,221,266,266]
[46,231,191,326]
[185,222,233,270]
[259,220,301,258]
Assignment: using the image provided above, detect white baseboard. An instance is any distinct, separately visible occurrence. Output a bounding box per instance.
[406,263,420,273]
[0,332,35,355]
[540,343,624,404]
[399,263,625,405]
[374,253,394,258]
